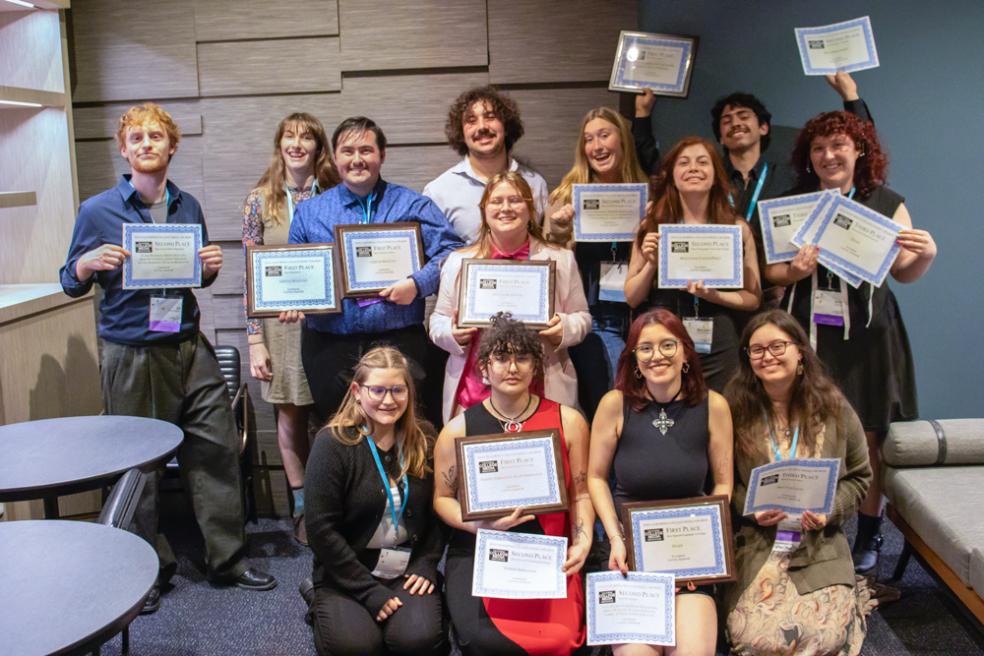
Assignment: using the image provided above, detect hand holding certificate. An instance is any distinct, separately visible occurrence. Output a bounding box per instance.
[795,16,879,76]
[658,224,743,289]
[610,31,697,97]
[457,259,555,329]
[758,191,834,264]
[573,183,647,242]
[586,572,675,646]
[743,458,841,516]
[122,223,203,289]
[472,529,568,599]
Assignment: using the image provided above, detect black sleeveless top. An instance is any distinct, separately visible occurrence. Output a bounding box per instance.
[613,395,710,514]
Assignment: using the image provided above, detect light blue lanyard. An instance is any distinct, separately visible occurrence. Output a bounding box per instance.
[360,191,375,225]
[728,162,768,221]
[285,179,319,223]
[365,436,408,528]
[847,186,856,199]
[767,416,799,462]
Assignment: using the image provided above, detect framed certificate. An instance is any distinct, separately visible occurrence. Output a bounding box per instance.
[456,430,568,522]
[457,259,555,329]
[657,224,743,289]
[472,529,568,599]
[622,495,736,585]
[246,244,341,317]
[609,30,697,97]
[743,458,841,516]
[122,223,202,289]
[758,191,830,264]
[795,16,879,76]
[573,183,648,242]
[586,572,675,646]
[335,222,424,296]
[809,196,901,287]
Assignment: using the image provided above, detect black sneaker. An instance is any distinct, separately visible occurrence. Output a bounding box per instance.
[140,584,161,614]
[853,533,883,574]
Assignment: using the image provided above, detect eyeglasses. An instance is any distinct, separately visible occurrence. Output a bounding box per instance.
[745,340,796,360]
[488,353,535,369]
[359,384,409,402]
[633,339,679,360]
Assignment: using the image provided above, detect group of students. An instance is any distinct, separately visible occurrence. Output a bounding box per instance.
[233,75,937,655]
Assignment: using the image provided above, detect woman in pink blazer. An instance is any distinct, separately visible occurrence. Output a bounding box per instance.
[429,171,591,424]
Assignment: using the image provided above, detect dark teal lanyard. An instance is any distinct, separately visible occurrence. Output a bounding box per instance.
[365,437,408,528]
[728,162,768,221]
[359,191,375,224]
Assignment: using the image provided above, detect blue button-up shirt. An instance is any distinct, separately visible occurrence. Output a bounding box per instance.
[289,178,463,334]
[60,175,214,345]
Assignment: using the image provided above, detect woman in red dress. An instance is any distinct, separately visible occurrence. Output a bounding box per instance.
[433,314,592,655]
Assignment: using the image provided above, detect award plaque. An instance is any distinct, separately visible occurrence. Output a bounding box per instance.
[457,259,555,329]
[335,222,424,296]
[609,30,698,97]
[246,244,341,317]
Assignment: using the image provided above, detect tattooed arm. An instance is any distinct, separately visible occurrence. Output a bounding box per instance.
[707,390,735,500]
[561,404,594,575]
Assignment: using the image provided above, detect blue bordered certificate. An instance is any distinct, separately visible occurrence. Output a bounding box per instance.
[456,430,567,521]
[808,195,902,287]
[573,183,647,242]
[246,244,341,317]
[457,258,555,329]
[621,495,735,585]
[795,16,879,76]
[743,458,841,516]
[609,30,697,97]
[122,223,202,289]
[472,529,568,599]
[658,224,743,289]
[758,191,831,264]
[586,572,675,646]
[334,222,424,296]
[789,191,864,288]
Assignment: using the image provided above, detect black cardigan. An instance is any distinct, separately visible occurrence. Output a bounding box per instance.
[305,428,447,615]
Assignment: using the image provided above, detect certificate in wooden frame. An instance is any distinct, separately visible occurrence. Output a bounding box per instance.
[246,243,342,318]
[456,258,556,330]
[621,495,736,585]
[455,430,568,522]
[609,30,698,98]
[334,222,425,297]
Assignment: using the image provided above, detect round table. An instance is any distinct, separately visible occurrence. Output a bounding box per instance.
[0,415,183,517]
[0,520,158,655]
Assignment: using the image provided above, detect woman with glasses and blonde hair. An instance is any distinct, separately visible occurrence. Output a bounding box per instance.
[587,308,734,656]
[242,112,339,543]
[434,314,592,655]
[429,171,591,424]
[723,309,872,655]
[304,346,448,656]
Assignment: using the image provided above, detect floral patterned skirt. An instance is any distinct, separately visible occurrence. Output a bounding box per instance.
[727,551,873,656]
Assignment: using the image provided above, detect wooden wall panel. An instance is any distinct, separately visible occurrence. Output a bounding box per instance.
[194,0,339,42]
[380,145,461,194]
[198,38,342,97]
[488,0,637,84]
[510,86,621,189]
[74,100,202,140]
[71,0,199,102]
[210,242,246,295]
[0,10,64,93]
[338,0,487,71]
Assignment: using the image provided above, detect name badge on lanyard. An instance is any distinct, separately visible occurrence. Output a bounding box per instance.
[682,298,712,354]
[769,421,802,553]
[598,261,628,303]
[812,289,845,327]
[366,436,410,578]
[372,546,412,579]
[149,296,182,333]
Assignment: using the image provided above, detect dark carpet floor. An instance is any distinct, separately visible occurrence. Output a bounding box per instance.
[97,501,983,655]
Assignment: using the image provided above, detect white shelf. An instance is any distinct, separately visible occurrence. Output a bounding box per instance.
[0,283,91,325]
[0,191,36,208]
[0,85,65,108]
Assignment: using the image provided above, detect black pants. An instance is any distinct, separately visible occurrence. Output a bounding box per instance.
[310,580,447,656]
[300,325,432,424]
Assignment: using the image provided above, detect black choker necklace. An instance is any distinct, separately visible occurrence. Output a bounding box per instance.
[489,394,533,433]
[651,387,682,436]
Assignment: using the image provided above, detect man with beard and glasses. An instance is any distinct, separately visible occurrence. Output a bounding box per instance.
[424,86,549,244]
[60,103,276,613]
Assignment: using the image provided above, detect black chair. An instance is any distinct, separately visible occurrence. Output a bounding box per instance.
[163,344,258,523]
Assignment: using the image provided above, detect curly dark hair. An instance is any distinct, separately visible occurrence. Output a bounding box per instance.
[445,86,524,156]
[476,312,544,378]
[791,111,887,196]
[710,92,772,152]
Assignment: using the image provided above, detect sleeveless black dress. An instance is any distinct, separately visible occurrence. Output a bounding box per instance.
[782,186,918,433]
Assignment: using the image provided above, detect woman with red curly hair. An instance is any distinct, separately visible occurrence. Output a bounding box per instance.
[765,111,937,574]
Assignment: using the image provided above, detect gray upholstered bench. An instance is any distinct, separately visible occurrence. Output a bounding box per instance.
[882,419,984,624]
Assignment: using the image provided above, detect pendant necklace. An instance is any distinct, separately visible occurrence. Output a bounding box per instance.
[651,387,683,436]
[489,394,533,433]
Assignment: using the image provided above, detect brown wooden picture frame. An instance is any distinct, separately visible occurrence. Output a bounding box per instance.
[246,243,342,318]
[621,494,736,585]
[455,430,568,522]
[456,258,556,330]
[608,30,699,98]
[334,222,425,297]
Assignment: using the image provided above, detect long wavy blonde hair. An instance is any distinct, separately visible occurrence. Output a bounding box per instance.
[548,106,648,206]
[255,113,339,226]
[326,346,431,479]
